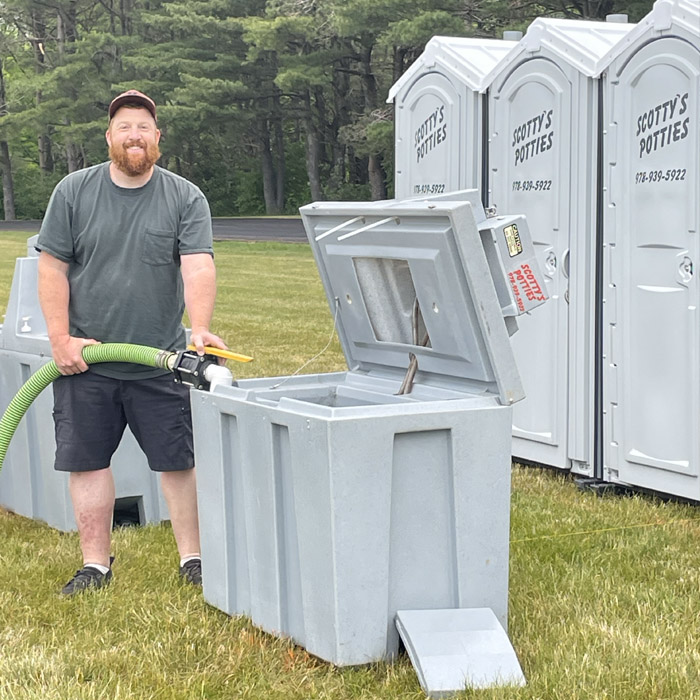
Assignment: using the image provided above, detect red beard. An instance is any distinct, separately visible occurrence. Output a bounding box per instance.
[109,139,161,177]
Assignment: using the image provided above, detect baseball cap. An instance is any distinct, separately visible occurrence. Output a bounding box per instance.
[108,90,157,121]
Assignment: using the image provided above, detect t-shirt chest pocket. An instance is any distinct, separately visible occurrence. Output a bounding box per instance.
[142,228,177,266]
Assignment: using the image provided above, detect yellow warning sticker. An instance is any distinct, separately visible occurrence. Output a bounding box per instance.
[504,224,523,257]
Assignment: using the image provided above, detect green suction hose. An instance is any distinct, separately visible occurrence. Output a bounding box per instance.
[0,343,176,472]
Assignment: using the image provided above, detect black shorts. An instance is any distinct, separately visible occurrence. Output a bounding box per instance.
[52,371,194,472]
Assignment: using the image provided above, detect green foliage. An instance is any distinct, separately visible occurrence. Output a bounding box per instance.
[0,0,655,219]
[379,11,467,48]
[11,165,62,218]
[339,110,393,159]
[282,139,312,211]
[275,65,327,92]
[234,166,267,215]
[325,180,372,201]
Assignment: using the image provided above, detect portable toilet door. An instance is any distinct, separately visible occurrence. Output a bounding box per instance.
[486,17,635,475]
[388,36,516,202]
[602,0,700,499]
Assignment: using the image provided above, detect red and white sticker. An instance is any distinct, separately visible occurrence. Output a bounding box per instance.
[508,262,546,313]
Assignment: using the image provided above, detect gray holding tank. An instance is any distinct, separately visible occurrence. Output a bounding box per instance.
[602,0,700,499]
[192,195,531,692]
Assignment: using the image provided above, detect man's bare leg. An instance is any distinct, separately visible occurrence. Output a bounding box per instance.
[69,468,115,568]
[160,468,200,558]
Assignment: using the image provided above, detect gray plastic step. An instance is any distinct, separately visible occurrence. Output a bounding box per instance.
[396,608,526,697]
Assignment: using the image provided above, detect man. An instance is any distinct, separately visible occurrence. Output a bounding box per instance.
[36,89,226,595]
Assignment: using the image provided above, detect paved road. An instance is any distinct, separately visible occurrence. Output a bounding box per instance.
[213,217,305,242]
[0,217,308,243]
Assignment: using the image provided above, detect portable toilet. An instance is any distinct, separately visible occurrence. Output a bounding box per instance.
[387,36,517,202]
[602,0,700,499]
[485,17,635,475]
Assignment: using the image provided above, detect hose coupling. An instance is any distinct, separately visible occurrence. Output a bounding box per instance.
[171,349,235,391]
[156,349,177,370]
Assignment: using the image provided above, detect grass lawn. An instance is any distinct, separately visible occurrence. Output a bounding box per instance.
[2,230,700,699]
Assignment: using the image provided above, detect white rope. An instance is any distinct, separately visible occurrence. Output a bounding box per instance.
[268,297,341,391]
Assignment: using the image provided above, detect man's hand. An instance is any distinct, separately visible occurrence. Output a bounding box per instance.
[189,327,228,359]
[50,334,101,375]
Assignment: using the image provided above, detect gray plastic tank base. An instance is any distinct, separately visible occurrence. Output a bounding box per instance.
[396,608,526,696]
[193,381,513,665]
[0,350,68,526]
[0,239,169,531]
[0,348,168,531]
[1,244,47,354]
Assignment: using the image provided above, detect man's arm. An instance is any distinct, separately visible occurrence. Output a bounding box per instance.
[37,251,98,375]
[180,252,227,355]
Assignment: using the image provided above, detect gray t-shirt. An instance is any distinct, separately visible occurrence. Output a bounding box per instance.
[37,162,213,379]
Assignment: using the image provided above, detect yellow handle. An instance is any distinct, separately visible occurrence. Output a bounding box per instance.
[187,345,253,363]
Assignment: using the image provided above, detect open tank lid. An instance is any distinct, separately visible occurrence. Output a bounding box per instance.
[387,36,518,102]
[299,199,524,405]
[483,16,636,82]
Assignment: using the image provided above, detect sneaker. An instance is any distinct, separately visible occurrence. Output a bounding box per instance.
[179,557,202,586]
[60,557,114,596]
